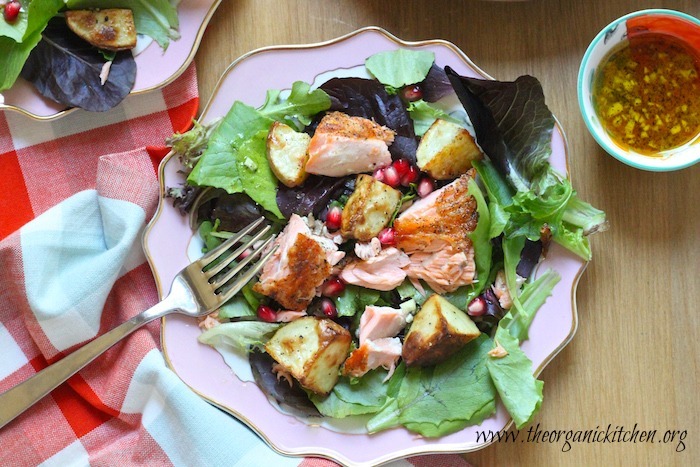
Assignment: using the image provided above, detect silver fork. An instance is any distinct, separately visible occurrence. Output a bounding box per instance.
[0,217,277,430]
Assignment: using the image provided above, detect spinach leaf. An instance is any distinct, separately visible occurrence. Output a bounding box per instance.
[334,285,381,318]
[66,0,180,49]
[21,19,136,112]
[365,49,435,89]
[310,370,390,418]
[367,335,497,437]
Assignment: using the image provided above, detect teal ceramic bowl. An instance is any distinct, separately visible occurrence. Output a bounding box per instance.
[578,9,700,171]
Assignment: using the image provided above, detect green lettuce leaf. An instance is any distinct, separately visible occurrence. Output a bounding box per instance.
[500,269,560,342]
[66,0,180,49]
[0,31,42,91]
[406,99,461,136]
[487,327,543,429]
[197,321,281,353]
[187,102,282,217]
[188,82,330,218]
[217,296,256,320]
[258,81,331,129]
[365,49,435,88]
[0,0,64,91]
[310,369,391,418]
[367,335,497,437]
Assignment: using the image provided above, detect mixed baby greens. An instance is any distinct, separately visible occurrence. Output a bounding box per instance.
[0,0,179,110]
[169,49,606,437]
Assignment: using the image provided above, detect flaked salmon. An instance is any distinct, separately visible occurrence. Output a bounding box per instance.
[342,337,402,379]
[394,171,478,293]
[254,215,336,310]
[343,304,411,378]
[305,112,395,177]
[340,247,409,291]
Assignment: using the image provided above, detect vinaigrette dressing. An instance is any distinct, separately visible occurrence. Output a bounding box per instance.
[593,33,700,155]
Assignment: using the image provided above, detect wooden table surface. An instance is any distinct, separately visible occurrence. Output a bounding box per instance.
[193,1,699,465]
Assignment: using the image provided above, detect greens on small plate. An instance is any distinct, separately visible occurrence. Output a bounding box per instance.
[0,0,221,120]
[143,27,604,466]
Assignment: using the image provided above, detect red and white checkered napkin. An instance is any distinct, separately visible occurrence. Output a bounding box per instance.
[0,64,471,467]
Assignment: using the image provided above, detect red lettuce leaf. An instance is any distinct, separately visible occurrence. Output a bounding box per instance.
[317,77,418,163]
[445,67,554,192]
[21,18,136,112]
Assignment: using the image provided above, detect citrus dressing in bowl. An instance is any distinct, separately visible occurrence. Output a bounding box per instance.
[592,32,700,155]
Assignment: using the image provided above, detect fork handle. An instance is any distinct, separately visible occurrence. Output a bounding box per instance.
[0,297,176,430]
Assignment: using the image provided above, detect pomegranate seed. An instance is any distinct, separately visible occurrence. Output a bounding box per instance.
[401,84,423,102]
[372,167,386,183]
[3,1,20,22]
[320,297,338,318]
[401,165,420,186]
[383,165,401,188]
[326,205,342,231]
[237,248,252,260]
[378,227,396,246]
[467,296,487,317]
[321,276,345,297]
[257,304,277,322]
[417,176,435,198]
[392,158,410,178]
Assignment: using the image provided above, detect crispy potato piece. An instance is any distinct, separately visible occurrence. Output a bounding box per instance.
[402,294,480,367]
[65,9,137,51]
[267,122,311,187]
[341,174,402,241]
[416,119,483,180]
[264,317,352,395]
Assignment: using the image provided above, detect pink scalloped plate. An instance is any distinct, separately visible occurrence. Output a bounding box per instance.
[0,0,221,121]
[143,26,587,466]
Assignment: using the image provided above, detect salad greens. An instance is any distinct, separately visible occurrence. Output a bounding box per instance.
[173,48,606,439]
[187,82,331,219]
[365,49,435,90]
[0,0,180,99]
[367,335,497,436]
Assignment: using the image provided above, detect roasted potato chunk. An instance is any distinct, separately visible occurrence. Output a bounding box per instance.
[267,121,311,187]
[402,294,480,367]
[341,174,402,241]
[65,9,137,51]
[416,119,483,180]
[264,317,352,395]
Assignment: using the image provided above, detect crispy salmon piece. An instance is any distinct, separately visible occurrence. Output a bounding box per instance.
[394,171,478,293]
[339,247,409,291]
[254,215,332,310]
[305,112,395,177]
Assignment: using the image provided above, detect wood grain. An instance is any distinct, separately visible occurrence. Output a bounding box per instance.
[193,1,700,465]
